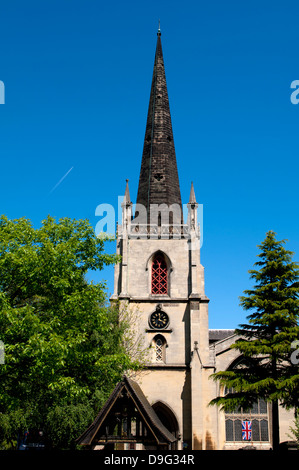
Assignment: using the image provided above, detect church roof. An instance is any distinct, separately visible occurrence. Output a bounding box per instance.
[76,375,177,446]
[136,28,182,221]
[209,329,236,343]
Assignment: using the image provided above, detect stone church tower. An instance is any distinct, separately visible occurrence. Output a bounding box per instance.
[110,28,294,451]
[111,27,214,450]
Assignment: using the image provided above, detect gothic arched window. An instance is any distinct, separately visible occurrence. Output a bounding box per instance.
[224,388,269,443]
[153,335,166,363]
[155,338,164,362]
[151,253,168,295]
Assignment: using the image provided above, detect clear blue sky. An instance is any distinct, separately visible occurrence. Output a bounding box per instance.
[0,0,298,329]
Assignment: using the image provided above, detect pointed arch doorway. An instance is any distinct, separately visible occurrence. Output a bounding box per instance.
[152,402,180,449]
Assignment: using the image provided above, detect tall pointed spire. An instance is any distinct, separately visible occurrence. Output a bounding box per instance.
[136,28,182,223]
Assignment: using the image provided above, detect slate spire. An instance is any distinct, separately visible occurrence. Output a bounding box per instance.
[136,27,182,223]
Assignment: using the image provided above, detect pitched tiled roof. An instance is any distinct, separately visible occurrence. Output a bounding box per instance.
[209,329,235,342]
[76,375,176,446]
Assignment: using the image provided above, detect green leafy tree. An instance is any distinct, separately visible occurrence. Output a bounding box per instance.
[210,231,299,450]
[0,215,142,449]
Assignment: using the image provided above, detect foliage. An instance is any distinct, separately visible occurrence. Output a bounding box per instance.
[0,215,142,449]
[117,302,150,378]
[288,416,299,449]
[209,231,299,447]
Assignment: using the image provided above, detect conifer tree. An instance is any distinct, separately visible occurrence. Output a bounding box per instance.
[210,231,299,450]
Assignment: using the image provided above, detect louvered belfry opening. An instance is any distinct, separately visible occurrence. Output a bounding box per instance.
[151,253,168,295]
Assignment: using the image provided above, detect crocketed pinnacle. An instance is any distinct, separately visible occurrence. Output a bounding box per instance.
[188,182,197,204]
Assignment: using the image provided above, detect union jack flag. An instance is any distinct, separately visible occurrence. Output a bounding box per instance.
[242,420,252,440]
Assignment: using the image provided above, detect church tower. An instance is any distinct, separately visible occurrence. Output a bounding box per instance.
[111,27,215,450]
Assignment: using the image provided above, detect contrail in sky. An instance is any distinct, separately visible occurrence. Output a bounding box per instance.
[49,166,74,194]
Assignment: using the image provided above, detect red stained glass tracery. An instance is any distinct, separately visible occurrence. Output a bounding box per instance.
[151,254,168,295]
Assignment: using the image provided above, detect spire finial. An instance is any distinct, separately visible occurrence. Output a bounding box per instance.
[157,19,161,36]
